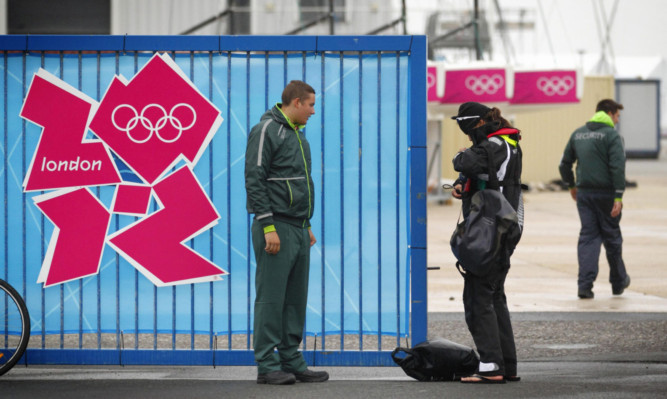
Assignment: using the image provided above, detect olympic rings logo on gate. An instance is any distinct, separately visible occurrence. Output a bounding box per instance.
[536,76,575,96]
[111,103,197,144]
[464,74,504,95]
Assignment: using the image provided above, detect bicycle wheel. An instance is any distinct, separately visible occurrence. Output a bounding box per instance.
[0,279,30,376]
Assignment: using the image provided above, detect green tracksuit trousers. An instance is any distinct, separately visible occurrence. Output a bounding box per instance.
[252,219,310,375]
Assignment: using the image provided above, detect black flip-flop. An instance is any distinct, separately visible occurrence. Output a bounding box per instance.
[505,376,521,382]
[461,374,506,384]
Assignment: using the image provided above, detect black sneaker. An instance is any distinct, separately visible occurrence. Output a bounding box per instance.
[578,288,594,299]
[613,275,631,295]
[292,368,329,383]
[257,370,296,385]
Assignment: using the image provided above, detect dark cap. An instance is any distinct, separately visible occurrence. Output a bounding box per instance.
[451,102,491,135]
[450,102,492,121]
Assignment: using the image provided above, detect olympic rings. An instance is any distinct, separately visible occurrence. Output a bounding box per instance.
[427,71,436,89]
[111,103,197,144]
[465,74,504,95]
[536,76,575,96]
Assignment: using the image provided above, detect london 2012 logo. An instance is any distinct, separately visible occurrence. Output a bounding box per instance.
[21,53,228,287]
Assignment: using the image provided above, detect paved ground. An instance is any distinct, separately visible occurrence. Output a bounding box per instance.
[2,359,667,398]
[2,149,667,398]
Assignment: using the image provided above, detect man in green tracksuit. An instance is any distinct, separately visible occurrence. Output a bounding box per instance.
[245,80,328,385]
[559,99,630,300]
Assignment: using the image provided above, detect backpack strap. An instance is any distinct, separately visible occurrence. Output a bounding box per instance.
[481,142,500,190]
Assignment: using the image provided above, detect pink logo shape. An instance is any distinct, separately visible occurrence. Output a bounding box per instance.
[34,188,112,287]
[112,184,153,216]
[107,166,227,286]
[21,70,121,191]
[90,53,222,184]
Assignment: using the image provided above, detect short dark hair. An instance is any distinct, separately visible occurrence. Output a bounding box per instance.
[282,80,315,105]
[596,99,624,114]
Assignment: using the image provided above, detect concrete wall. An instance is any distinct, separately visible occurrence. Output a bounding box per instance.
[431,75,616,185]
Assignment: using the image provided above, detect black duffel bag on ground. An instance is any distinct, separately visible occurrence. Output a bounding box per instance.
[391,338,479,381]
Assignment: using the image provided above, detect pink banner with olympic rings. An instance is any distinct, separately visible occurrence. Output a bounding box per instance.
[511,70,579,104]
[427,66,443,102]
[442,68,508,103]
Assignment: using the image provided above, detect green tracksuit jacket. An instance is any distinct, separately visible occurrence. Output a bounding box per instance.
[559,111,626,200]
[245,104,314,229]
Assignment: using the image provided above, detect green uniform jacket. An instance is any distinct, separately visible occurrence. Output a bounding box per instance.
[558,111,626,200]
[245,104,314,229]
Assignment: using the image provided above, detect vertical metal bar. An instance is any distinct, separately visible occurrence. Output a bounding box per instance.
[395,52,401,347]
[39,51,45,349]
[228,0,235,35]
[21,51,26,304]
[58,51,64,350]
[209,51,214,351]
[2,51,7,350]
[265,52,269,111]
[172,285,176,350]
[78,50,84,350]
[115,51,121,353]
[339,52,345,350]
[96,51,102,350]
[304,52,317,356]
[357,51,363,351]
[190,50,196,351]
[376,51,382,351]
[133,51,140,350]
[328,0,335,35]
[401,0,408,35]
[153,285,157,350]
[226,50,232,350]
[320,50,326,351]
[474,0,482,60]
[408,37,428,345]
[245,50,251,350]
[301,51,309,354]
[302,51,314,353]
[283,51,287,88]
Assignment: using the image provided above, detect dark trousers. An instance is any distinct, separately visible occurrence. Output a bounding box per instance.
[252,220,310,375]
[576,191,628,291]
[462,261,517,377]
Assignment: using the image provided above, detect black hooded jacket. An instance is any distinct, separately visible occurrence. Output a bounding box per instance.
[452,124,523,218]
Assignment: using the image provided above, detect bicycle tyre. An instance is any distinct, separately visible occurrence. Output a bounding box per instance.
[0,279,30,376]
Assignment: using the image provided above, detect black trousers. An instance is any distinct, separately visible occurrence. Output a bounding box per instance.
[462,259,517,377]
[576,191,628,291]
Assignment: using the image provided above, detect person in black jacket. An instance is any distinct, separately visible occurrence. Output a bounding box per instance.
[558,99,630,299]
[450,102,523,384]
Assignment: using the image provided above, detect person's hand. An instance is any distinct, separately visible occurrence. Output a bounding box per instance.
[611,201,623,217]
[569,187,577,201]
[452,184,463,199]
[264,231,280,255]
[309,228,317,247]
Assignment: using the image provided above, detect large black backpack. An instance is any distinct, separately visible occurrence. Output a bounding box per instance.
[450,143,521,277]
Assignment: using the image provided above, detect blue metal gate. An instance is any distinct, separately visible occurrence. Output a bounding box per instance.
[0,35,427,366]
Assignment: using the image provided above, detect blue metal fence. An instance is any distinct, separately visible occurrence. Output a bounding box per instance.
[0,35,427,366]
